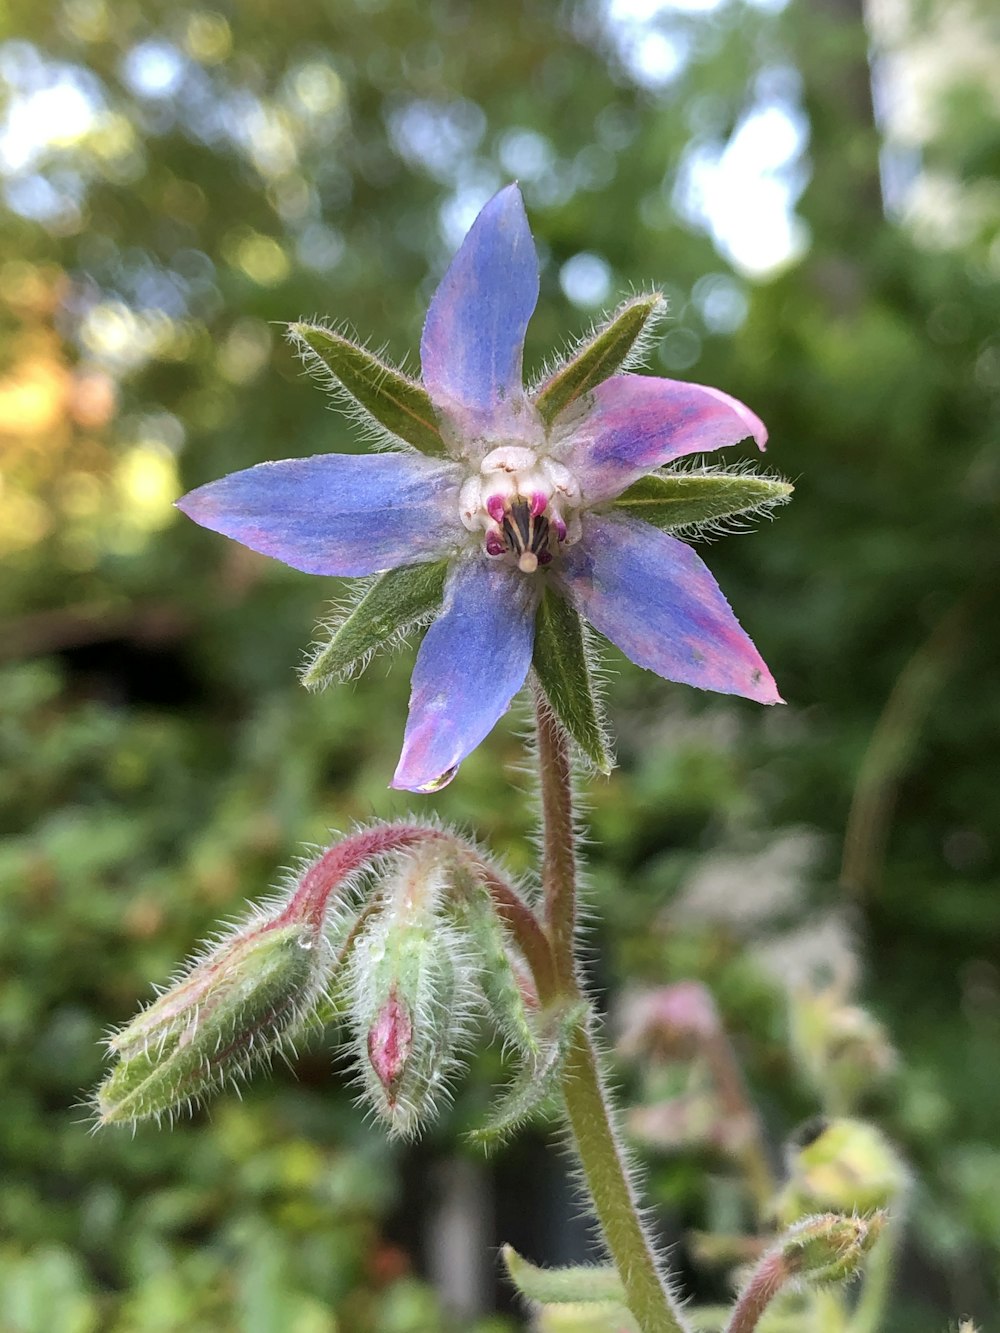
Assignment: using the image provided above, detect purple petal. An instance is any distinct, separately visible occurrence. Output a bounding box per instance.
[177,453,463,577]
[561,375,767,505]
[392,556,539,792]
[555,513,781,704]
[420,185,539,448]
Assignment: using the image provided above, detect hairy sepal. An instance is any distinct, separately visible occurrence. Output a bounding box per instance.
[778,1211,886,1285]
[469,999,586,1149]
[97,919,331,1125]
[611,470,792,536]
[446,872,541,1059]
[533,590,613,775]
[302,561,449,689]
[533,293,665,426]
[347,851,479,1138]
[289,321,446,456]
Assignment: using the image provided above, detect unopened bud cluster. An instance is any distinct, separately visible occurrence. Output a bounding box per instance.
[95,827,543,1137]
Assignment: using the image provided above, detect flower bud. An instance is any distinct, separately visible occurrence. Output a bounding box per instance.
[348,850,478,1137]
[776,1117,908,1224]
[617,982,721,1062]
[97,915,332,1126]
[779,1210,885,1285]
[789,985,897,1111]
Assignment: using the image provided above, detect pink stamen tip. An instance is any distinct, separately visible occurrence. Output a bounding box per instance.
[485,531,505,557]
[530,492,547,518]
[486,495,506,523]
[552,517,567,541]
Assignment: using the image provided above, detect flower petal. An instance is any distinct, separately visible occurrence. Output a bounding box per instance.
[392,556,539,792]
[177,453,463,577]
[560,375,767,505]
[420,185,539,449]
[555,513,781,704]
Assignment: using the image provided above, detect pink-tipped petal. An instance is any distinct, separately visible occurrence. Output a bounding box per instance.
[177,452,463,577]
[392,557,539,792]
[562,375,768,505]
[555,513,781,704]
[420,185,539,451]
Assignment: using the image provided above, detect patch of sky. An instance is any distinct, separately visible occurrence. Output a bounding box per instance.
[0,49,105,175]
[560,253,614,308]
[498,127,556,182]
[674,84,810,277]
[387,97,486,184]
[120,40,187,99]
[691,273,749,333]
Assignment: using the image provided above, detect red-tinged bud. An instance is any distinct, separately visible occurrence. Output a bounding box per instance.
[367,987,413,1098]
[348,848,479,1137]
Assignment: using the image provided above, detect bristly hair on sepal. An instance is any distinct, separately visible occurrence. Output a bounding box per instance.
[93,908,336,1128]
[531,288,667,427]
[287,318,447,457]
[611,460,793,544]
[301,561,449,689]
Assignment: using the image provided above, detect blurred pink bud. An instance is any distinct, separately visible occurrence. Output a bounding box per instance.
[617,981,722,1061]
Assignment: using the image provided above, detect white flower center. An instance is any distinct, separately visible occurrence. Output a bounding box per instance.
[458,445,583,573]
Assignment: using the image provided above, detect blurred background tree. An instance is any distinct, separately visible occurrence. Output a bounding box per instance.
[1,0,998,1328]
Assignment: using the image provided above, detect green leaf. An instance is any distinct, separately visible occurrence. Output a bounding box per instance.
[534,293,664,425]
[533,589,613,774]
[302,562,448,689]
[289,321,446,455]
[613,471,793,532]
[469,1001,585,1148]
[502,1247,626,1306]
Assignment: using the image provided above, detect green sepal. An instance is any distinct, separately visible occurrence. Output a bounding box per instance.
[446,875,540,1059]
[468,1001,585,1149]
[534,293,664,426]
[502,1247,626,1306]
[612,471,793,532]
[533,590,613,774]
[302,562,448,689]
[289,321,446,455]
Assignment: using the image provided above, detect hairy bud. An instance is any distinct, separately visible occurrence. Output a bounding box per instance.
[96,913,332,1126]
[347,850,478,1137]
[779,1210,886,1285]
[777,1117,908,1224]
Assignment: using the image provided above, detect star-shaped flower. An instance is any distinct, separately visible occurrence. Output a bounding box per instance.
[179,185,786,793]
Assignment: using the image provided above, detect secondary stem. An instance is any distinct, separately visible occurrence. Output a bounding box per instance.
[534,685,690,1333]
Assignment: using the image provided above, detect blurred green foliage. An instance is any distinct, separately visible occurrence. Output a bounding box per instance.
[1,0,998,1327]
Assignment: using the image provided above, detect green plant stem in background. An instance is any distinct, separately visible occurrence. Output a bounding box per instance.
[534,686,690,1333]
[848,1221,898,1333]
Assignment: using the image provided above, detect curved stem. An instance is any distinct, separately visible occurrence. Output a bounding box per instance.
[533,687,690,1333]
[723,1251,789,1333]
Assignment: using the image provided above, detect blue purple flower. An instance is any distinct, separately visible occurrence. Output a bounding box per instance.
[178,185,781,793]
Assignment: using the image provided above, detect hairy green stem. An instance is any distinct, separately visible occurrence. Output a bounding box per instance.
[534,688,690,1333]
[534,684,578,987]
